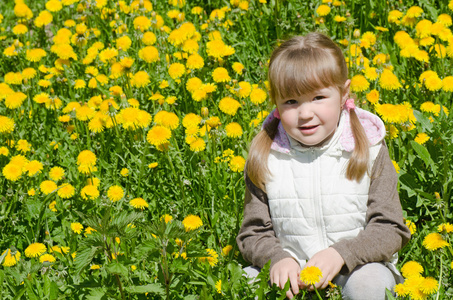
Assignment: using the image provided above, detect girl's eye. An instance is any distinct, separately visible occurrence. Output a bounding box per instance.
[285,99,297,105]
[313,96,325,101]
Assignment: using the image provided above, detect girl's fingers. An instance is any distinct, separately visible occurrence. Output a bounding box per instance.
[290,273,300,296]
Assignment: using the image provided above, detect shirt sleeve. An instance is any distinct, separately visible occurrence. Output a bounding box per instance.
[330,143,412,274]
[236,174,293,269]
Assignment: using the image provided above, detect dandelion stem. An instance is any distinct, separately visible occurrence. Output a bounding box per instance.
[313,286,323,300]
[435,254,443,300]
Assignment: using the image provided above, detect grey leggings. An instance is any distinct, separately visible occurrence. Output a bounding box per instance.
[244,262,403,300]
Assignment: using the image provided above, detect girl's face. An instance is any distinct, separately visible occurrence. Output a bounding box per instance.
[276,80,350,147]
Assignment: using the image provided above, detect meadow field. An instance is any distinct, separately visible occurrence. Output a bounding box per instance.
[0,0,452,299]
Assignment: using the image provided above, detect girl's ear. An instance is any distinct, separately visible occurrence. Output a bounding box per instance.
[341,79,351,105]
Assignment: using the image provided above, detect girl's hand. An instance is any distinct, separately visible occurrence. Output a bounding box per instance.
[299,247,344,290]
[270,257,301,299]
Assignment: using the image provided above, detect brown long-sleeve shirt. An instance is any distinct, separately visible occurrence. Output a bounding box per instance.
[236,143,411,274]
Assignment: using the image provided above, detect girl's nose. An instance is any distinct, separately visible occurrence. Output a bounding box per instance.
[298,103,314,119]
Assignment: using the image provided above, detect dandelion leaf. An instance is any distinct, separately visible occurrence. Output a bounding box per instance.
[125,283,165,296]
[85,288,108,300]
[399,171,419,197]
[44,275,59,300]
[0,251,7,265]
[385,289,397,299]
[74,246,100,276]
[105,260,128,277]
[410,141,436,174]
[24,278,40,300]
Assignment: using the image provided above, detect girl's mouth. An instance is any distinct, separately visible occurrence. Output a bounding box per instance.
[300,125,318,129]
[299,125,319,134]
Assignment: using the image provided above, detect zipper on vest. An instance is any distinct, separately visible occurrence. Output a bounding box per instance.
[312,149,328,249]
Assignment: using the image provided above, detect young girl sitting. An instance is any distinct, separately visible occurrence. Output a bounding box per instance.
[237,33,411,300]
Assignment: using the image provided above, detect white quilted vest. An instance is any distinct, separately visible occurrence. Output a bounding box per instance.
[266,116,382,267]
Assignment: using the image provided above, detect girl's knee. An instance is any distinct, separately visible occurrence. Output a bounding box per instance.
[339,263,397,300]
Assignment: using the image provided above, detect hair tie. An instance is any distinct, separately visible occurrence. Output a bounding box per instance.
[273,109,281,119]
[344,98,356,112]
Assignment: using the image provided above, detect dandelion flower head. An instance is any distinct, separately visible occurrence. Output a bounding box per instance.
[25,243,46,258]
[300,266,323,285]
[182,214,203,231]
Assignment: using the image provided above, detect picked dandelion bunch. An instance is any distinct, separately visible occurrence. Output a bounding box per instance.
[300,266,323,285]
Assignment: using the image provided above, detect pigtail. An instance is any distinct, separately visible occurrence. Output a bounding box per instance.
[246,117,280,191]
[346,109,369,181]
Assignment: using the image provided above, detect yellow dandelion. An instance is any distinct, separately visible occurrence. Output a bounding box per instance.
[189,138,206,152]
[229,156,246,172]
[406,6,423,18]
[199,248,219,266]
[168,62,186,79]
[25,160,43,176]
[425,76,443,91]
[249,87,267,104]
[401,261,423,278]
[182,214,203,231]
[80,185,99,200]
[40,180,57,195]
[437,223,453,233]
[405,219,416,234]
[160,214,173,224]
[39,253,56,263]
[107,185,124,202]
[212,67,231,83]
[131,71,150,88]
[316,4,331,16]
[215,280,222,294]
[222,245,233,256]
[366,89,379,104]
[225,122,243,138]
[414,133,429,145]
[129,198,149,209]
[57,183,75,199]
[350,75,370,92]
[147,125,172,146]
[420,277,438,295]
[25,243,46,258]
[49,166,65,181]
[300,266,323,285]
[219,97,241,116]
[379,69,401,90]
[71,222,83,234]
[154,111,180,130]
[423,232,449,251]
[393,283,409,297]
[0,115,15,133]
[1,249,21,267]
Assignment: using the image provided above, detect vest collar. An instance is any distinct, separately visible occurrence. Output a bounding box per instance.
[263,107,386,154]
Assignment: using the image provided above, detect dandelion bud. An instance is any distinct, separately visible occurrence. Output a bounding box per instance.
[108,102,116,114]
[201,107,209,117]
[353,29,361,38]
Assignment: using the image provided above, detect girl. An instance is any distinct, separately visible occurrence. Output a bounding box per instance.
[236,33,411,299]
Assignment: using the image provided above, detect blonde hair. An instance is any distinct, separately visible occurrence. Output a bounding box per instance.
[247,33,369,191]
